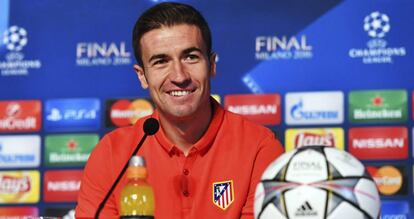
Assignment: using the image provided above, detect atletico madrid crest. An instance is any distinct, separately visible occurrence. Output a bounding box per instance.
[212,180,234,210]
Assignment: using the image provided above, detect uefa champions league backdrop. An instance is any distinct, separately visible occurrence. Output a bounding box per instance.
[0,0,413,217]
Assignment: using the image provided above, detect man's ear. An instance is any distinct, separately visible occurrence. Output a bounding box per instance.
[209,52,217,77]
[134,64,148,89]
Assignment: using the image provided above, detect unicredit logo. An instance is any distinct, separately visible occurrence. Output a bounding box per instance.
[0,175,31,194]
[0,101,41,132]
[295,132,335,147]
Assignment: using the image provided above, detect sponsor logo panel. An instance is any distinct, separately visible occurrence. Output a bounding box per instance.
[44,206,75,219]
[105,98,154,128]
[43,170,82,202]
[255,35,313,60]
[0,171,40,203]
[367,165,407,196]
[44,134,98,167]
[349,127,408,160]
[381,201,410,219]
[0,26,42,76]
[0,135,40,168]
[0,206,38,217]
[349,90,407,123]
[0,100,41,132]
[76,41,132,67]
[285,127,344,151]
[285,91,343,125]
[224,93,281,125]
[348,11,406,64]
[44,98,101,132]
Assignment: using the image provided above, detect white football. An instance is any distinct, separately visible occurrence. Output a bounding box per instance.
[254,146,380,219]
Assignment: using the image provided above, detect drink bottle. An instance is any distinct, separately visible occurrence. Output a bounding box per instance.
[120,156,155,218]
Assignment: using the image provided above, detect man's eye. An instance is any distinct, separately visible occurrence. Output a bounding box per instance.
[184,54,199,62]
[153,59,167,66]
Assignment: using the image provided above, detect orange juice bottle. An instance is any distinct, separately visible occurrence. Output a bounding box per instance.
[119,156,155,218]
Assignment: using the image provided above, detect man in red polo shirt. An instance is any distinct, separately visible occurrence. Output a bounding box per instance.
[76,2,283,218]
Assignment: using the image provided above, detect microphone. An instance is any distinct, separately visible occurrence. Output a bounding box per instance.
[94,118,159,219]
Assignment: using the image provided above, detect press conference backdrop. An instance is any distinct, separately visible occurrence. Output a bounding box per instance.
[0,0,413,218]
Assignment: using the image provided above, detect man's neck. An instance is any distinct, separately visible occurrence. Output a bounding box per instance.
[159,102,213,156]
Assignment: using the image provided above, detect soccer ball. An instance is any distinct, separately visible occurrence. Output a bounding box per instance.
[2,25,28,51]
[363,11,390,38]
[254,146,380,219]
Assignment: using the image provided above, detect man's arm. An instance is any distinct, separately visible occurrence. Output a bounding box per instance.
[75,135,119,218]
[241,133,284,218]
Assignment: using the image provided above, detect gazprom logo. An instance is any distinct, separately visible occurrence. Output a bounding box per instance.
[290,99,339,120]
[44,98,100,132]
[0,135,40,168]
[285,91,343,125]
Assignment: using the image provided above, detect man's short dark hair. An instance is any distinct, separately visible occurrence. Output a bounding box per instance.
[132,2,212,66]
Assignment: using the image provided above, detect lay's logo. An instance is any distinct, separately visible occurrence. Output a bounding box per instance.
[285,128,344,151]
[0,171,39,204]
[0,175,31,194]
[224,93,281,125]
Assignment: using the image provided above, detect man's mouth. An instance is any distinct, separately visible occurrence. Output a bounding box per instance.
[168,90,194,97]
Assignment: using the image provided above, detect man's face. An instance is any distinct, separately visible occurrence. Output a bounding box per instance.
[134,24,216,120]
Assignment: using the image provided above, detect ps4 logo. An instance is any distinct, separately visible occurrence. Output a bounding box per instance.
[46,108,97,121]
[44,98,101,132]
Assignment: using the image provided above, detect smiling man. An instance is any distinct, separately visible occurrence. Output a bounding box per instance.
[76,2,283,218]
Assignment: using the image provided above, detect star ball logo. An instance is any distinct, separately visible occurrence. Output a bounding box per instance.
[0,26,42,76]
[2,26,28,52]
[348,11,406,64]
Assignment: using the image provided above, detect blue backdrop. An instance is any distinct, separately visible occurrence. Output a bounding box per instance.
[0,0,413,217]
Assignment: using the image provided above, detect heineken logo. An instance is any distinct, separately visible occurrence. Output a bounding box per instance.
[349,90,407,123]
[44,134,98,167]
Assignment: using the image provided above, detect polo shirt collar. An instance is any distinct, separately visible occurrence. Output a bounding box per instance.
[153,98,224,156]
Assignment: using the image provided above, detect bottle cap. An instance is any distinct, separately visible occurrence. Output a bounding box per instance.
[127,156,147,179]
[129,155,145,167]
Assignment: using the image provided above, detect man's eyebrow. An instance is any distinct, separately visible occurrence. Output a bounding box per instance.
[182,47,203,55]
[148,54,168,63]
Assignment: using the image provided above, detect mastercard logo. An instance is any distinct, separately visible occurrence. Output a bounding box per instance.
[367,165,403,196]
[110,99,154,127]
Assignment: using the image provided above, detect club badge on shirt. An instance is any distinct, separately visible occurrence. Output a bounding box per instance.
[212,180,234,210]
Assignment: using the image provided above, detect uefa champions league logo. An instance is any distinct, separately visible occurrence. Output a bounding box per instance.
[348,11,406,64]
[0,25,42,76]
[363,11,390,39]
[2,26,28,52]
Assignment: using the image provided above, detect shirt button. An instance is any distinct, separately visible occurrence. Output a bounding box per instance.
[183,190,189,197]
[183,169,189,175]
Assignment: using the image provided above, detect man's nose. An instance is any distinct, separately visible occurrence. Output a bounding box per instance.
[169,60,190,84]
